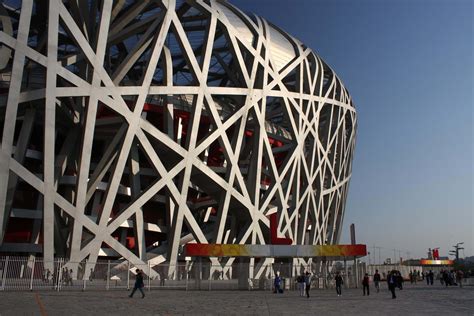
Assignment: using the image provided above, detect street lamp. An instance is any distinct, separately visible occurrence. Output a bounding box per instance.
[450,242,464,261]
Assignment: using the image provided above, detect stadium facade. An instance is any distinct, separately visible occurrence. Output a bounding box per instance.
[0,0,356,275]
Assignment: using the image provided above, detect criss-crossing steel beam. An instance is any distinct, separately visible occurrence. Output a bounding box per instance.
[0,0,356,279]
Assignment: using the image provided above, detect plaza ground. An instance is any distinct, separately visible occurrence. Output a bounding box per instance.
[0,284,472,315]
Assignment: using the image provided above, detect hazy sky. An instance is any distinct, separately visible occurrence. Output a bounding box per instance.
[232,0,473,261]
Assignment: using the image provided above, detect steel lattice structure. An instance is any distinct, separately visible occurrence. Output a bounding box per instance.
[0,0,356,275]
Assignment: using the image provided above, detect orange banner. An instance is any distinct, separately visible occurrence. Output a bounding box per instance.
[185,244,367,258]
[420,259,454,266]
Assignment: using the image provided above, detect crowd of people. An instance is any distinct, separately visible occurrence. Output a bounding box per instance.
[41,267,75,287]
[440,269,464,287]
[268,267,468,300]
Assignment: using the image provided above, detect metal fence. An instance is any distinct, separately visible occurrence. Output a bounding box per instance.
[0,256,366,292]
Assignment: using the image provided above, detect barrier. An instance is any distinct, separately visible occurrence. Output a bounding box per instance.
[0,256,368,291]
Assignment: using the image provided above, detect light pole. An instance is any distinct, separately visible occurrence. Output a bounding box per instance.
[449,242,464,261]
[375,247,381,265]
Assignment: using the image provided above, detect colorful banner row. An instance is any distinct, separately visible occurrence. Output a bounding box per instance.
[185,244,367,259]
[419,259,454,266]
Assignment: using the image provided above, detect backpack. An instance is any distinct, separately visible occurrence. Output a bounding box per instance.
[297,276,303,283]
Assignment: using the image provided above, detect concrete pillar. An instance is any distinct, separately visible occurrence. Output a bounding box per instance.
[344,258,348,288]
[238,258,250,290]
[354,258,358,288]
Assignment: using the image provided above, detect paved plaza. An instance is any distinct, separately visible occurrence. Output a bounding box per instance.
[0,284,472,315]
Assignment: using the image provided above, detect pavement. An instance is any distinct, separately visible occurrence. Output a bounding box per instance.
[0,284,473,315]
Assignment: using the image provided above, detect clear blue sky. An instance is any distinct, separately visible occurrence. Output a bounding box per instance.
[232,0,473,260]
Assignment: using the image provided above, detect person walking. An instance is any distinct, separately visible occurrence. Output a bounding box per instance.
[129,269,145,298]
[456,270,464,288]
[428,270,434,285]
[304,272,311,298]
[297,273,305,297]
[335,272,343,296]
[67,269,74,286]
[373,269,381,293]
[396,271,403,290]
[52,267,58,289]
[89,268,94,282]
[387,271,397,299]
[274,272,282,293]
[443,270,449,287]
[61,268,67,286]
[362,273,370,296]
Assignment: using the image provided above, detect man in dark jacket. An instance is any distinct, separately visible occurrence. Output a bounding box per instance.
[362,273,370,296]
[428,270,434,285]
[387,271,397,299]
[129,269,145,298]
[396,271,403,290]
[304,272,311,298]
[274,273,282,293]
[335,272,343,296]
[373,269,381,293]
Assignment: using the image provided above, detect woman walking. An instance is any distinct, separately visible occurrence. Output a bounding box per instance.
[129,269,145,298]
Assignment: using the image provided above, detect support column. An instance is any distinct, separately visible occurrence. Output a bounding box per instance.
[344,258,348,289]
[129,142,146,261]
[29,257,35,291]
[238,258,250,290]
[354,257,358,288]
[0,2,34,242]
[43,1,61,271]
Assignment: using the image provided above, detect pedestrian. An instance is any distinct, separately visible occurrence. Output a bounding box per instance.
[426,270,430,285]
[129,269,145,298]
[362,273,370,296]
[304,272,311,298]
[52,267,58,289]
[396,271,403,290]
[387,271,397,299]
[89,268,94,282]
[428,270,434,285]
[67,269,74,286]
[160,272,166,286]
[456,270,464,288]
[335,272,343,296]
[62,268,68,286]
[297,273,305,297]
[443,270,449,287]
[449,270,456,286]
[373,269,381,293]
[274,272,282,293]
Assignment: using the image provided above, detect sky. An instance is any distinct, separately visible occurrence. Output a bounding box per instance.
[232,0,473,261]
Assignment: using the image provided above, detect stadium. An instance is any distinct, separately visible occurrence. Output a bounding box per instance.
[0,0,356,278]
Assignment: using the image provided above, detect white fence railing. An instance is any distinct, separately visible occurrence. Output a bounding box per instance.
[0,256,366,291]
